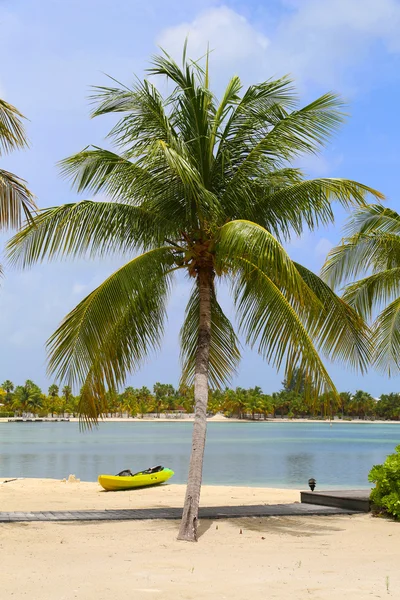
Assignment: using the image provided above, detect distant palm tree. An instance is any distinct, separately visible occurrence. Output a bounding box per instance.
[62,385,72,401]
[0,99,35,233]
[8,49,381,541]
[14,380,42,415]
[2,380,14,394]
[48,383,59,398]
[323,205,400,375]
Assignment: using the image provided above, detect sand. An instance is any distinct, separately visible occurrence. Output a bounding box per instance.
[0,478,298,511]
[2,415,400,423]
[0,479,399,599]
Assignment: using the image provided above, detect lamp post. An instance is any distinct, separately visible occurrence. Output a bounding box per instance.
[308,478,316,492]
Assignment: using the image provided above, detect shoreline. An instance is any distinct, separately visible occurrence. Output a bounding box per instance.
[0,478,300,511]
[1,415,399,424]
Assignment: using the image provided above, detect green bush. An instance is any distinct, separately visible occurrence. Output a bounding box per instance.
[0,411,14,418]
[369,445,400,520]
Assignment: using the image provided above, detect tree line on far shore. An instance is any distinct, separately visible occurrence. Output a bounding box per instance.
[1,376,399,421]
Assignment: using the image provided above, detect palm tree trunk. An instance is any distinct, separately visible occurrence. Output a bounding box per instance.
[178,268,212,542]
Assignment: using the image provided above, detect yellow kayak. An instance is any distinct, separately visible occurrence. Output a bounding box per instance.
[98,467,174,491]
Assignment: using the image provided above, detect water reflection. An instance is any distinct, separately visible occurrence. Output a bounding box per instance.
[0,422,398,487]
[284,453,315,486]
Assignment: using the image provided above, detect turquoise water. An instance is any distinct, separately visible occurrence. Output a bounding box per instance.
[0,422,398,488]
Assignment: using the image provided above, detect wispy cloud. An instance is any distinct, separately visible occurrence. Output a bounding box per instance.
[158,1,400,93]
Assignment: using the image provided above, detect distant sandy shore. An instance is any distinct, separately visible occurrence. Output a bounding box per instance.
[1,415,399,424]
[1,478,399,600]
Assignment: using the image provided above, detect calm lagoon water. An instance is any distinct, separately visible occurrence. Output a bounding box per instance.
[0,421,399,489]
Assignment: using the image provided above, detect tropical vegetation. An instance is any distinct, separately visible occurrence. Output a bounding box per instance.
[7,49,383,540]
[369,445,400,520]
[0,99,35,233]
[1,379,400,420]
[324,205,400,377]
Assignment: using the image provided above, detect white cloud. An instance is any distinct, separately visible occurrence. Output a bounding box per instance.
[9,326,42,349]
[72,283,88,295]
[315,237,333,258]
[297,153,344,177]
[158,6,270,91]
[158,1,400,92]
[158,6,269,64]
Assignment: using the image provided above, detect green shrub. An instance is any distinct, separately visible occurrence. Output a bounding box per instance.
[369,445,400,520]
[0,411,14,418]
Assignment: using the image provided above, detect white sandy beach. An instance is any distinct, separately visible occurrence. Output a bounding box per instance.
[1,478,399,599]
[2,415,399,423]
[0,478,298,511]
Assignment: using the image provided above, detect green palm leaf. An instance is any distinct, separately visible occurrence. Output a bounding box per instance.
[343,269,400,321]
[0,169,35,230]
[180,282,240,388]
[323,233,400,289]
[47,247,175,394]
[324,204,400,378]
[0,99,29,154]
[374,297,400,376]
[293,263,372,372]
[0,99,35,229]
[344,204,400,236]
[232,258,336,399]
[257,178,383,236]
[7,200,175,267]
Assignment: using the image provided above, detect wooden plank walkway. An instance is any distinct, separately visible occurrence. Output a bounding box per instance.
[301,490,371,512]
[0,503,362,523]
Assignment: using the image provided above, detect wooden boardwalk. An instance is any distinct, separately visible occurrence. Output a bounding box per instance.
[301,490,371,512]
[0,502,362,523]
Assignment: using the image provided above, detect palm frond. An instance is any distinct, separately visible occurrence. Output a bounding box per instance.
[149,50,214,184]
[7,200,176,268]
[219,93,347,202]
[0,169,36,229]
[180,281,240,388]
[374,296,400,376]
[322,233,400,289]
[155,140,220,223]
[232,257,337,400]
[343,268,400,321]
[254,178,383,235]
[90,78,181,156]
[293,263,372,372]
[47,247,175,390]
[215,76,298,155]
[58,147,155,199]
[216,220,305,299]
[0,99,29,155]
[208,75,242,164]
[344,204,400,236]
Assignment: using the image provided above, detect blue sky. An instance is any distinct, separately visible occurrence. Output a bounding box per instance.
[1,0,400,395]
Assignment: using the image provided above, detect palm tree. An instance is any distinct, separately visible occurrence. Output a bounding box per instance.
[120,387,138,417]
[62,384,72,401]
[2,380,14,393]
[46,383,59,416]
[244,392,261,420]
[14,380,42,415]
[323,205,400,376]
[8,49,381,541]
[153,382,175,417]
[259,394,274,420]
[0,99,35,232]
[48,383,59,398]
[350,389,375,419]
[2,379,14,405]
[137,386,152,418]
